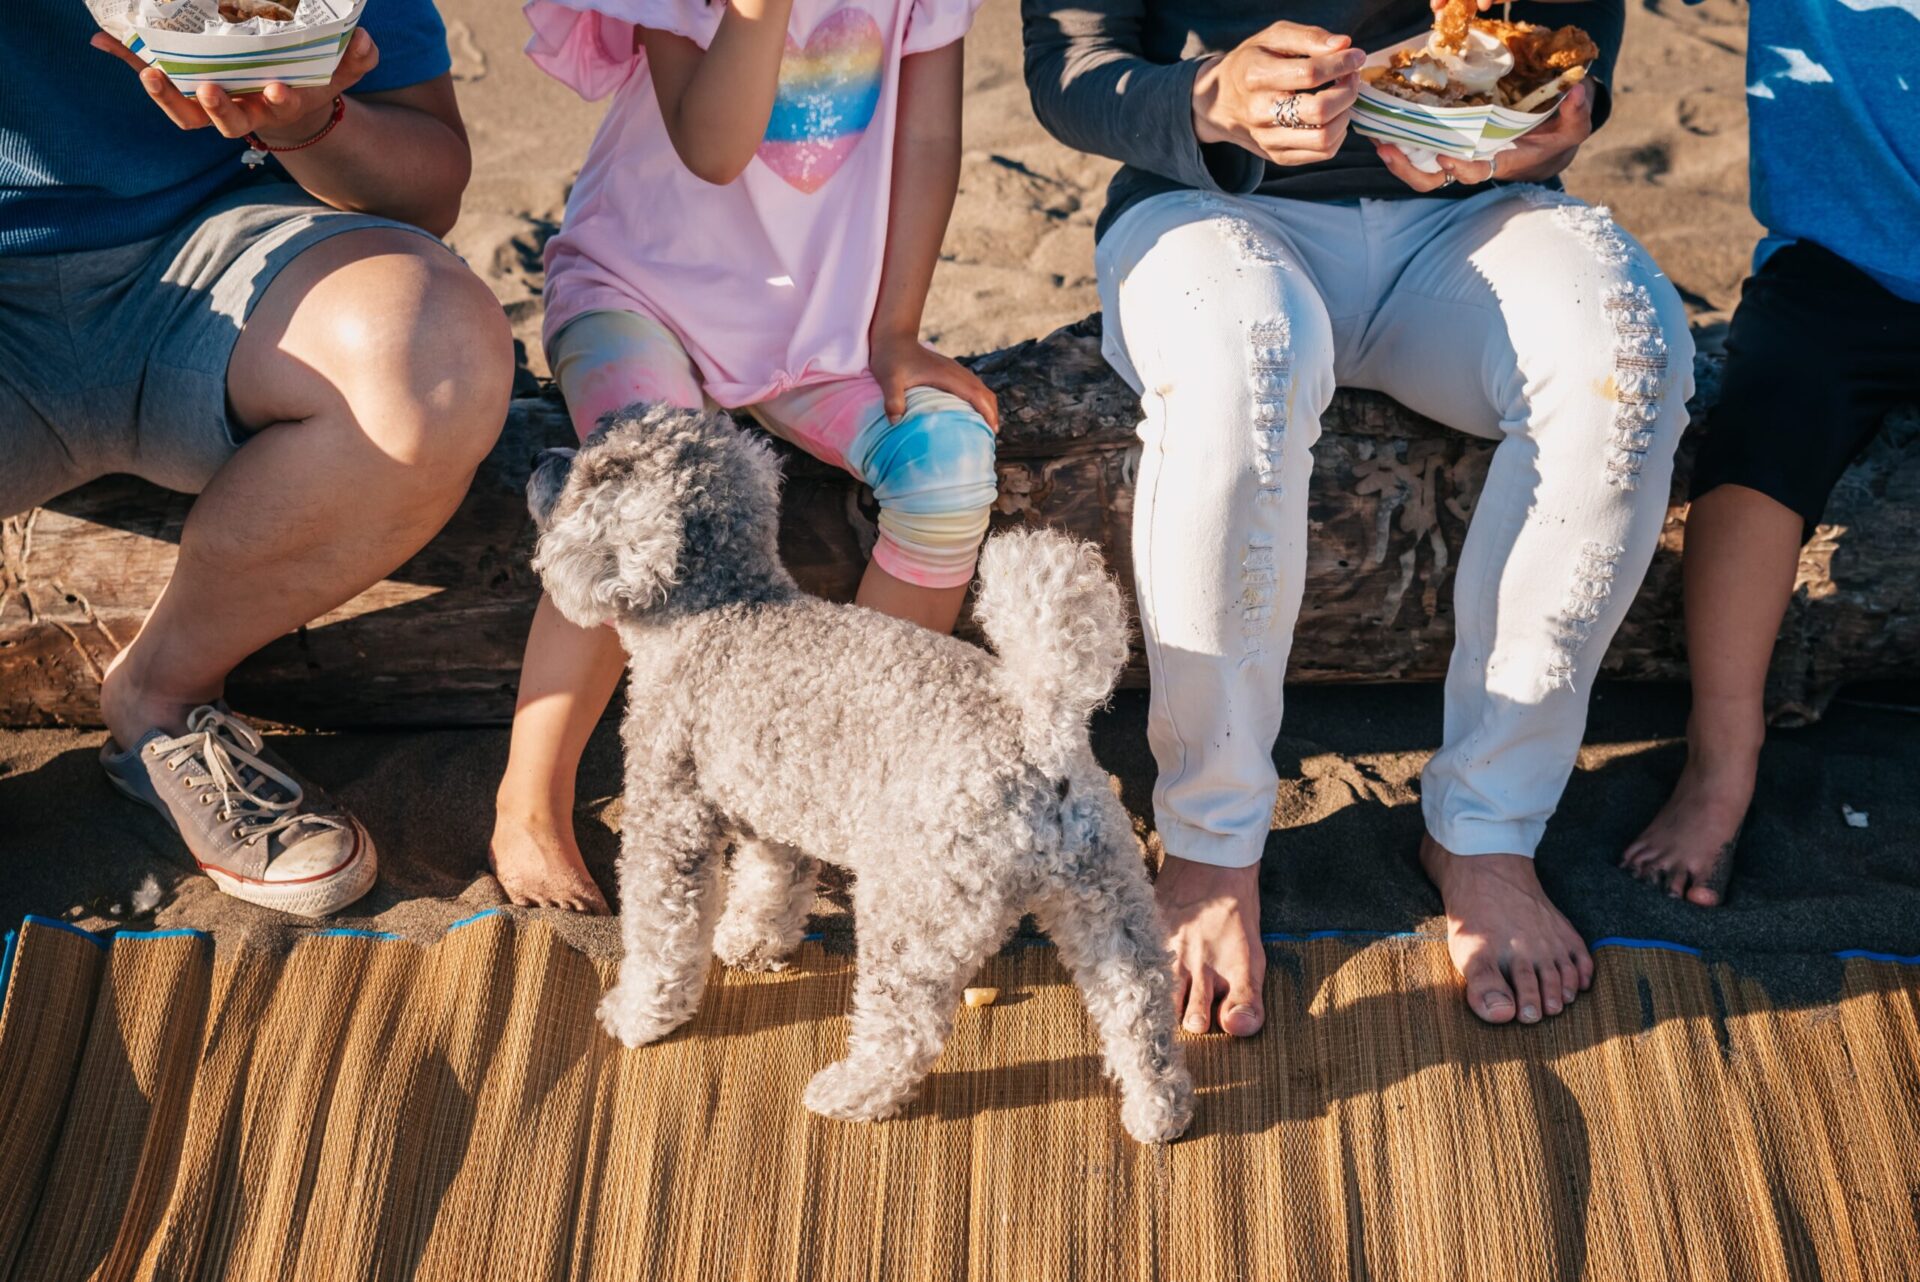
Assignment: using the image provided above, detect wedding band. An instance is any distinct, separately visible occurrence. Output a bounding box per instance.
[1272,94,1306,129]
[1441,174,1457,187]
[1488,152,1500,181]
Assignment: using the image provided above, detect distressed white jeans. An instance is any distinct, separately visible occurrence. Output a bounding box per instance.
[1096,185,1694,867]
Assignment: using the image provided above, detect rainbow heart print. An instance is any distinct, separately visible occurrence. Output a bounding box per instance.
[756,7,884,194]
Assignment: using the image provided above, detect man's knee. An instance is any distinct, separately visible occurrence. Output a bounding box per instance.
[865,391,999,586]
[314,239,513,475]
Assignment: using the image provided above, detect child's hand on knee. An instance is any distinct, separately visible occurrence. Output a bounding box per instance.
[871,332,999,430]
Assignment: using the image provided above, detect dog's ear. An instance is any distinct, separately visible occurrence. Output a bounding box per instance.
[526,447,577,533]
[531,445,683,629]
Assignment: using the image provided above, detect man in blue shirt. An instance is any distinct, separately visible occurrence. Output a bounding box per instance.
[1623,0,1920,904]
[2,1,512,916]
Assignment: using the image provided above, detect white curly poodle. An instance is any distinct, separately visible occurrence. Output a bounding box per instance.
[529,403,1193,1143]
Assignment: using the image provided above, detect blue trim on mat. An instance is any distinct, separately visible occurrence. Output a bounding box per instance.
[1590,936,1705,957]
[21,913,110,948]
[1835,949,1920,966]
[113,927,210,941]
[447,909,506,931]
[0,929,18,1027]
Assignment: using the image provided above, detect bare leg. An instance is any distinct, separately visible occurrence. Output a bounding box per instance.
[1621,485,1802,905]
[1420,836,1594,1025]
[1155,856,1265,1037]
[599,787,723,1047]
[712,837,817,971]
[99,230,510,746]
[491,596,621,912]
[1034,815,1193,1142]
[803,877,1016,1123]
[855,561,968,634]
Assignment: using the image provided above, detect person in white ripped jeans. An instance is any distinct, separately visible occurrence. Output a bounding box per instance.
[1026,0,1693,1032]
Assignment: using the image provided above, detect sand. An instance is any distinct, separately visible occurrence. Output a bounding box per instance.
[6,0,1911,1006]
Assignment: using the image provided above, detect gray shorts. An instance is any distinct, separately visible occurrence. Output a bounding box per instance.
[0,182,437,518]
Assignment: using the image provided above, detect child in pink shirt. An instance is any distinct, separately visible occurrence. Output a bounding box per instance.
[494,0,999,909]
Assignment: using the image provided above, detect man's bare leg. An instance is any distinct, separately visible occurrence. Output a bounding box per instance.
[1155,856,1265,1036]
[1621,485,1802,905]
[99,229,511,750]
[1419,836,1594,1024]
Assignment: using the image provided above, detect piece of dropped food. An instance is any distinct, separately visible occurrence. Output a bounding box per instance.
[962,987,999,1008]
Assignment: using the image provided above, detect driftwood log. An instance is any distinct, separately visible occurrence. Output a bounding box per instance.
[3,316,1916,728]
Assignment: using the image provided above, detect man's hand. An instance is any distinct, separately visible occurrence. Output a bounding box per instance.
[1155,855,1265,1037]
[1373,79,1594,191]
[1192,23,1367,168]
[91,27,379,146]
[870,331,1000,429]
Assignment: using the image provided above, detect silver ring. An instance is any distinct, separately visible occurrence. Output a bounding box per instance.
[1271,93,1306,130]
[1441,173,1457,187]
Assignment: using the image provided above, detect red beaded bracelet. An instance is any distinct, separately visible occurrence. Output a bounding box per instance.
[241,94,345,168]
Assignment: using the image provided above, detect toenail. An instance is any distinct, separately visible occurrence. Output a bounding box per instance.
[1521,1005,1539,1020]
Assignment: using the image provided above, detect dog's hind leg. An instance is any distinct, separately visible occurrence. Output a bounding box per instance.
[713,838,817,972]
[598,785,724,1048]
[1033,813,1195,1143]
[803,877,1018,1125]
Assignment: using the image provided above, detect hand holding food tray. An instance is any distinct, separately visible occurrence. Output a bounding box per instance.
[1351,6,1596,174]
[86,0,368,95]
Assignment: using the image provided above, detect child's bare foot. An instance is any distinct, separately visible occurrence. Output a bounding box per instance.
[489,803,610,914]
[1619,746,1756,907]
[1419,835,1592,1025]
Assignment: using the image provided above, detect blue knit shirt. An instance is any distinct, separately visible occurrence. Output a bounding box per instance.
[0,0,452,256]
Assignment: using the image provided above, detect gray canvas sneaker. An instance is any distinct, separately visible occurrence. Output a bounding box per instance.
[100,704,377,917]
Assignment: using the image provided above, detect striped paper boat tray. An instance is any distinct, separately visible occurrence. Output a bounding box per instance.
[1351,33,1568,167]
[123,0,366,94]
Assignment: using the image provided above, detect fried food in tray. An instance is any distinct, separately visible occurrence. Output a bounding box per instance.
[1373,11,1598,110]
[218,0,297,22]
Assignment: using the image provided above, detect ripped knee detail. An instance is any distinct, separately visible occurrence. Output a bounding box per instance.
[1517,191,1680,493]
[859,388,999,586]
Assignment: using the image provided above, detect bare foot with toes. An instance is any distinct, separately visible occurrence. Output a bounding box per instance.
[1419,835,1593,1025]
[1619,749,1755,906]
[489,804,611,913]
[1155,855,1265,1036]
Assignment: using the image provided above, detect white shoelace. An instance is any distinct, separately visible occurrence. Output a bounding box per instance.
[148,706,344,850]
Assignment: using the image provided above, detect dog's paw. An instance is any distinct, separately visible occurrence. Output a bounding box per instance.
[1119,1068,1196,1144]
[596,988,687,1048]
[711,923,798,973]
[802,1060,916,1123]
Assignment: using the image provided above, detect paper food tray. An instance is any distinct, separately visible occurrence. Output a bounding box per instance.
[114,0,367,95]
[1350,33,1572,166]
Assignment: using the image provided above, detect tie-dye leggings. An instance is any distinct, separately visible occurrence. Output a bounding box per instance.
[547,309,999,589]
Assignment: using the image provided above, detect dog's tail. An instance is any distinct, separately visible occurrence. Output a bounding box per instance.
[973,527,1130,776]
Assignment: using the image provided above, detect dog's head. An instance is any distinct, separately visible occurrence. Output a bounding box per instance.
[528,403,791,628]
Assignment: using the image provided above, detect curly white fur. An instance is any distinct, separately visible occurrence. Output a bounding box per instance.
[531,404,1193,1144]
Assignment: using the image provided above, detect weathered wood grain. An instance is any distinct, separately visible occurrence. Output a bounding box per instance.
[3,317,1915,727]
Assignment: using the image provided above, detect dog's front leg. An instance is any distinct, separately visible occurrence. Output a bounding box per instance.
[599,788,724,1047]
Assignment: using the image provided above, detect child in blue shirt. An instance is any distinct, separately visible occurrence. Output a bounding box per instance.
[1622,0,1919,904]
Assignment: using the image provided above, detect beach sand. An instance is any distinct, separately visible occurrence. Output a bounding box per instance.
[7,0,1911,1003]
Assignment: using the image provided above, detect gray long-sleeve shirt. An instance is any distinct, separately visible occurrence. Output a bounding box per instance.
[1021,0,1624,239]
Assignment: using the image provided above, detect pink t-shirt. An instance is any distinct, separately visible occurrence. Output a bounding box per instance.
[524,0,980,407]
